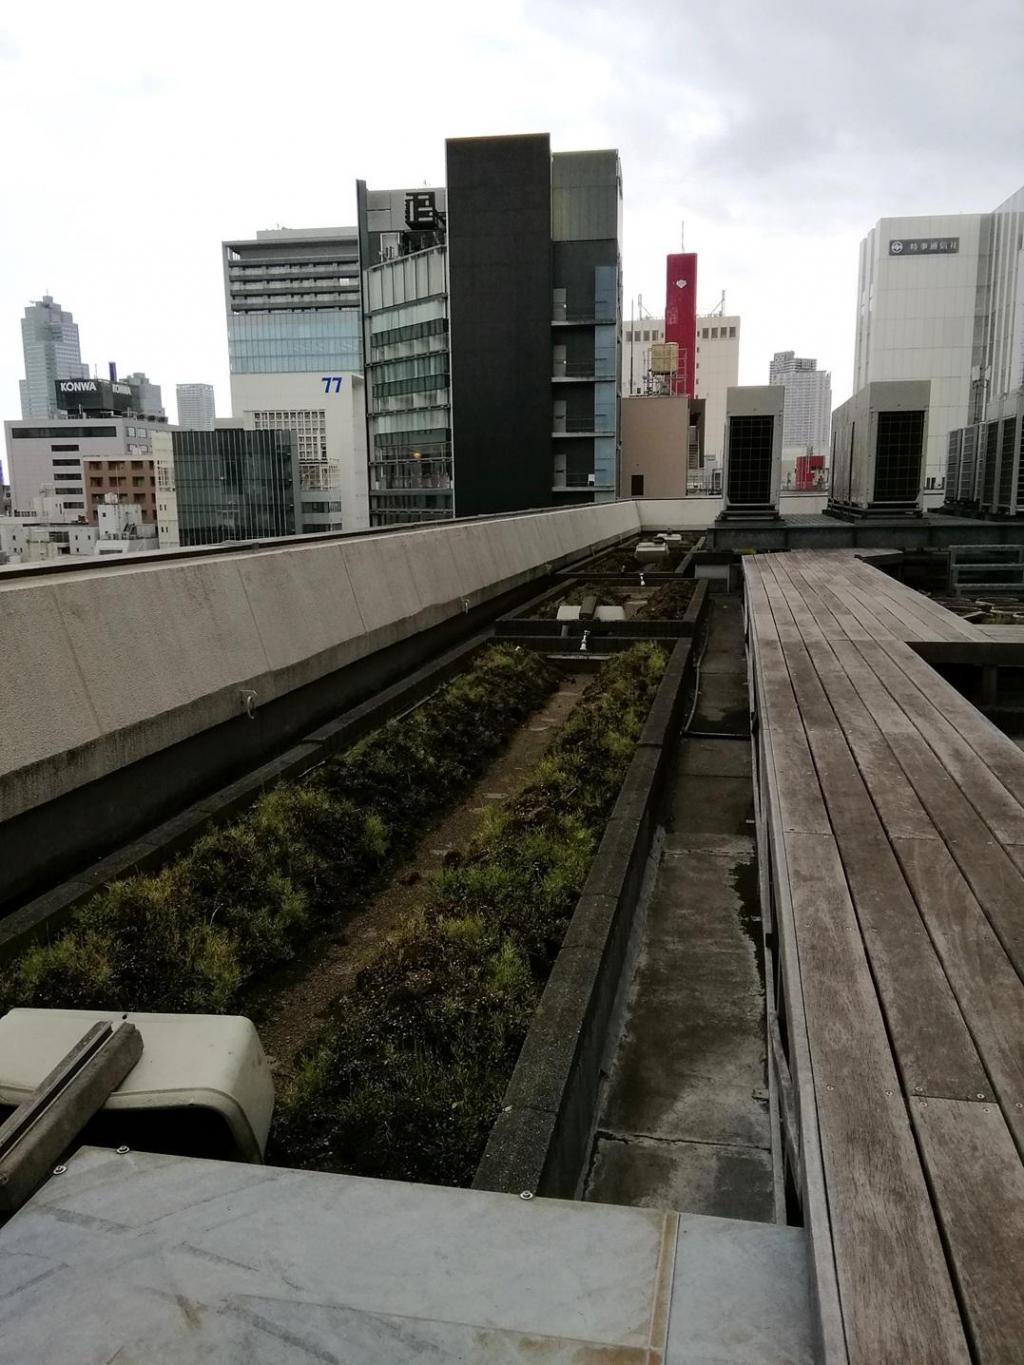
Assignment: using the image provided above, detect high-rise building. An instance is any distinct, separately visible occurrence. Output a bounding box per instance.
[176,384,217,431]
[222,227,367,532]
[121,372,164,418]
[18,296,89,420]
[357,134,622,526]
[768,351,831,453]
[153,428,300,548]
[356,183,452,525]
[695,315,740,467]
[853,182,1024,490]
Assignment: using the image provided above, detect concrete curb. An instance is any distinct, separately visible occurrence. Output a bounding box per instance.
[472,629,699,1199]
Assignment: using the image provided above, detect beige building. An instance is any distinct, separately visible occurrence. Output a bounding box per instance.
[618,395,705,498]
[82,457,157,524]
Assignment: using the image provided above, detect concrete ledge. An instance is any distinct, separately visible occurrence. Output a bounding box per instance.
[498,619,691,639]
[473,636,696,1198]
[0,503,642,830]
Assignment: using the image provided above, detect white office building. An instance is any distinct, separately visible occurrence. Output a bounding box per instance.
[4,416,166,518]
[223,227,368,532]
[853,184,1024,492]
[695,315,740,469]
[18,296,89,420]
[176,384,217,430]
[768,352,831,453]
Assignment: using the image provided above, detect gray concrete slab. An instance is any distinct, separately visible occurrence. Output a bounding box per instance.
[588,1135,775,1221]
[668,773,755,836]
[679,737,752,778]
[598,849,768,1151]
[582,595,772,1224]
[0,1146,812,1364]
[669,1214,814,1364]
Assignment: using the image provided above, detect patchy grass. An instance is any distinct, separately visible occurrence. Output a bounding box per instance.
[270,643,668,1186]
[0,646,558,1017]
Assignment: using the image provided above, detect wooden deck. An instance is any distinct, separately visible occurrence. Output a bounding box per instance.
[744,549,1024,1365]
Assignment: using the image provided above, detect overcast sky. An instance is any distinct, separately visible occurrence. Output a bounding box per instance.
[2,0,1021,429]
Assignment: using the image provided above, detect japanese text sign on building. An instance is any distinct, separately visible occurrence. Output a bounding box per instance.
[889,238,960,257]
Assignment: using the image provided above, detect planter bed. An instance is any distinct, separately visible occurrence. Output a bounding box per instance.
[0,646,561,1019]
[495,580,709,649]
[562,533,702,579]
[268,643,673,1186]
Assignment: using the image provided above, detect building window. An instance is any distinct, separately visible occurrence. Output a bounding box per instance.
[631,474,644,496]
[701,328,709,338]
[50,444,80,453]
[52,458,80,466]
[729,326,736,338]
[711,328,719,339]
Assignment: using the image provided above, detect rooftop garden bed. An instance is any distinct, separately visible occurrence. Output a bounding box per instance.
[269,643,668,1185]
[0,646,559,1017]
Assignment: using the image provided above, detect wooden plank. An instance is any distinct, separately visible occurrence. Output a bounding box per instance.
[770,568,940,840]
[760,731,848,1364]
[855,639,1024,845]
[870,633,1024,812]
[843,559,981,642]
[894,838,1024,1153]
[910,1097,1024,1363]
[786,832,970,1363]
[769,633,988,1103]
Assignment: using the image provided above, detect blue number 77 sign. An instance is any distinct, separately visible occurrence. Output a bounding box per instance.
[321,376,344,394]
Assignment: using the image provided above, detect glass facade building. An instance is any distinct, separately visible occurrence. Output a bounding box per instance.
[19,295,89,420]
[227,310,362,375]
[168,429,299,545]
[223,229,363,375]
[223,227,366,533]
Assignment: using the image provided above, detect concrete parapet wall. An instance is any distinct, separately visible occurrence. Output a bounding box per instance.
[0,504,640,827]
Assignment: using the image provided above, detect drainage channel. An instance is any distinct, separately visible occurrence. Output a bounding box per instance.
[582,593,776,1220]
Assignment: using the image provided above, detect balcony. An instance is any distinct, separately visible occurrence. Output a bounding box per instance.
[551,311,616,327]
[551,362,615,383]
[552,418,615,437]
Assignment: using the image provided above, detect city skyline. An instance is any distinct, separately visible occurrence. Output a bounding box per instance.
[1,2,1020,432]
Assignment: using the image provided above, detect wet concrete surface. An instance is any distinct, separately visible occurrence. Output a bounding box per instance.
[584,595,774,1221]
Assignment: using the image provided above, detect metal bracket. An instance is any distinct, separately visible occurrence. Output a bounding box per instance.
[0,1021,143,1215]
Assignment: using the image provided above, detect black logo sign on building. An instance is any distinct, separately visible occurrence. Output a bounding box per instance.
[889,238,960,257]
[405,190,439,230]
